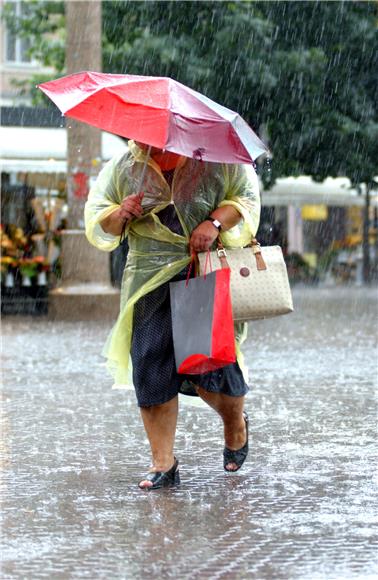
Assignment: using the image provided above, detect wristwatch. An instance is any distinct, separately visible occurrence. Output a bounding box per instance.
[207,218,222,232]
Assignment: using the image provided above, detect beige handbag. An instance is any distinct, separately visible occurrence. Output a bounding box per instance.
[198,239,294,322]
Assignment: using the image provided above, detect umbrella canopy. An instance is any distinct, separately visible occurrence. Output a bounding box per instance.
[38,71,268,164]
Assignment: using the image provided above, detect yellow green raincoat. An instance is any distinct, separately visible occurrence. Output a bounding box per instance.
[85,141,260,384]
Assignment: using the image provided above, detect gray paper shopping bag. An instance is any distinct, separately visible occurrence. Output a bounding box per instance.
[169,268,236,374]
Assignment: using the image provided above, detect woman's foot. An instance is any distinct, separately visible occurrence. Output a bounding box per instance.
[223,412,249,472]
[138,457,180,490]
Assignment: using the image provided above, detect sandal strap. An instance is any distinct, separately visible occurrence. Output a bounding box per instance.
[223,441,249,466]
[139,458,179,489]
[223,412,249,471]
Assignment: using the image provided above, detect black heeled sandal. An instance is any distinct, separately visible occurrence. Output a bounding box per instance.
[223,412,249,472]
[138,457,180,490]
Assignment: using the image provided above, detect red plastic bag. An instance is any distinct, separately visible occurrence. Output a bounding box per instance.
[169,266,236,374]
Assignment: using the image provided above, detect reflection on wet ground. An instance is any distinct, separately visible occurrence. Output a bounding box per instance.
[1,286,377,578]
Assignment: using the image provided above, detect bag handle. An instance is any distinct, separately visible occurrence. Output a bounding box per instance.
[185,252,200,286]
[187,250,215,286]
[216,237,267,271]
[215,238,231,269]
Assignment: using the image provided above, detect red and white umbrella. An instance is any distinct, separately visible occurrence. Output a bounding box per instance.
[38,71,268,165]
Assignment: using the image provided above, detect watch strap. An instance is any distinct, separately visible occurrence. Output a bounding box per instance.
[207,218,222,231]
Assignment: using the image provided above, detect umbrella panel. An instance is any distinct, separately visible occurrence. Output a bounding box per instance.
[66,89,169,148]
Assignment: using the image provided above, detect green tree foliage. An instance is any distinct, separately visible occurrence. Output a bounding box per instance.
[2,0,65,103]
[2,0,377,186]
[257,1,378,187]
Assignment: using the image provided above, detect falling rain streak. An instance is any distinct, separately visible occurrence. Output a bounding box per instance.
[0,0,377,578]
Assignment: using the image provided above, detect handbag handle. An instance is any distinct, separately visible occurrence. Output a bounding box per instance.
[185,252,200,286]
[216,237,267,271]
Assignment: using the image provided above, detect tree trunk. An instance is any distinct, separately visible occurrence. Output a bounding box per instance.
[65,1,102,229]
[362,185,371,284]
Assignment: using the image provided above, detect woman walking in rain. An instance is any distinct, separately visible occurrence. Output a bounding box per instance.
[85,139,260,489]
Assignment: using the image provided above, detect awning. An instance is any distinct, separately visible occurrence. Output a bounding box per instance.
[1,159,67,173]
[262,176,378,207]
[0,126,127,173]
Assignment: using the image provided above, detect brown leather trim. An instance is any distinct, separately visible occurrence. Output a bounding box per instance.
[254,251,267,271]
[218,255,230,269]
[216,236,267,270]
[216,238,230,269]
[251,238,267,271]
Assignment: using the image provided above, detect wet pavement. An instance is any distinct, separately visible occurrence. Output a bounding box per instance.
[1,286,378,579]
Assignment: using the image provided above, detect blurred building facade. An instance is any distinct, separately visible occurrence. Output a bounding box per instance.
[260,178,378,284]
[0,0,52,106]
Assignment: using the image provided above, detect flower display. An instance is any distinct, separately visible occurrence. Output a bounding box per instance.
[1,255,17,273]
[19,258,38,279]
[1,224,53,286]
[1,198,65,314]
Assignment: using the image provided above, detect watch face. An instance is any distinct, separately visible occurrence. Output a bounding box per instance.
[213,219,222,230]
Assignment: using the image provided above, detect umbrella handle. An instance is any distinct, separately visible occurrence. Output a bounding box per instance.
[120,145,151,243]
[137,145,151,192]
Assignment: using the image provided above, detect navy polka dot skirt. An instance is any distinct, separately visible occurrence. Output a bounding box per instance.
[129,206,247,407]
[130,267,249,407]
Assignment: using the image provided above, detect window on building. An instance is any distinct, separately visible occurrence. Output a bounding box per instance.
[4,1,32,64]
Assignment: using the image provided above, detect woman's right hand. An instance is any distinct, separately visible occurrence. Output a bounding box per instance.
[117,191,144,222]
[100,192,144,235]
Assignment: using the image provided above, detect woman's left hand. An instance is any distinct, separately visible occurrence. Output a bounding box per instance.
[189,221,219,253]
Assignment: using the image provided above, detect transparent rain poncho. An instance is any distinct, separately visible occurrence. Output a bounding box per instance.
[85,141,261,384]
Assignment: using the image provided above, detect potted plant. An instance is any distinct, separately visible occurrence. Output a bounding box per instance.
[19,257,38,287]
[1,256,18,288]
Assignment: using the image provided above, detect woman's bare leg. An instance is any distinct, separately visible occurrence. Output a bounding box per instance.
[139,395,178,488]
[195,387,247,471]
